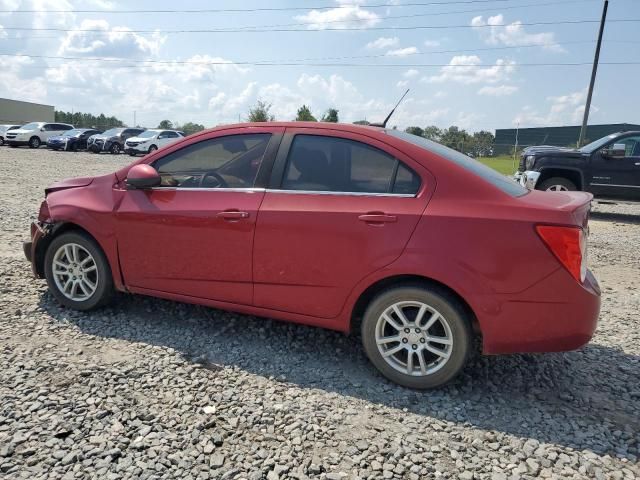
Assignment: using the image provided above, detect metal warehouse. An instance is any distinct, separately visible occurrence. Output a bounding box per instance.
[494,123,640,154]
[0,98,55,124]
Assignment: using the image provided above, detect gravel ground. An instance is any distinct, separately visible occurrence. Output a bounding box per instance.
[0,146,639,480]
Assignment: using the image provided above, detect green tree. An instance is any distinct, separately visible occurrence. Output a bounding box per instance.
[295,105,317,122]
[175,122,206,136]
[247,100,275,122]
[405,126,424,137]
[422,125,442,142]
[321,108,339,123]
[439,126,471,152]
[157,119,173,129]
[55,110,124,129]
[470,130,495,157]
[353,120,370,125]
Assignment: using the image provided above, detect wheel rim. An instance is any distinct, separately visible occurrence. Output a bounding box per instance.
[375,301,453,377]
[31,138,40,147]
[112,144,120,153]
[546,184,568,191]
[52,243,99,302]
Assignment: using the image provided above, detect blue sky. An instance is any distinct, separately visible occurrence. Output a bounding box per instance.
[0,0,638,132]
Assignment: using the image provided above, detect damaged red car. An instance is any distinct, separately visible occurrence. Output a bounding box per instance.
[24,122,600,388]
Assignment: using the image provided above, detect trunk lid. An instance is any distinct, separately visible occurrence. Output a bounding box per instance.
[517,190,592,229]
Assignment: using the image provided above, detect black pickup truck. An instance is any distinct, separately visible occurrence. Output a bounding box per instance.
[514,131,640,201]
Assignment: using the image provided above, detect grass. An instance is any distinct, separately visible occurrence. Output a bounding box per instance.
[476,155,519,175]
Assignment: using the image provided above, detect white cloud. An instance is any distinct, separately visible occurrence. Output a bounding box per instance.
[396,80,409,88]
[58,19,166,58]
[366,36,399,49]
[403,69,419,78]
[295,3,380,30]
[386,46,419,57]
[478,85,519,96]
[513,89,595,126]
[471,14,563,52]
[425,55,515,84]
[424,40,440,47]
[434,90,447,99]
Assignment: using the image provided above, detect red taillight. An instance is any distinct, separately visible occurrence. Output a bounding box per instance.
[536,225,587,283]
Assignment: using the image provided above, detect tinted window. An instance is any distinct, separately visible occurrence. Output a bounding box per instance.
[152,133,271,189]
[165,131,180,138]
[614,136,640,156]
[387,130,527,197]
[282,135,419,194]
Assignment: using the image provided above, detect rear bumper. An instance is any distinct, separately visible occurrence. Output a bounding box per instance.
[24,222,50,277]
[476,268,600,354]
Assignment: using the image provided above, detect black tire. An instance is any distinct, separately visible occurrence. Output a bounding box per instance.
[29,136,41,149]
[44,231,114,310]
[537,177,577,192]
[361,284,472,389]
[148,145,158,154]
[9,144,17,148]
[128,152,137,157]
[0,137,4,146]
[109,143,121,154]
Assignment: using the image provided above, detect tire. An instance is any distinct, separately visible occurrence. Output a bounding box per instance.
[128,152,137,157]
[361,284,472,389]
[44,231,114,310]
[0,137,4,146]
[109,143,121,154]
[537,177,577,192]
[29,136,41,149]
[148,145,158,154]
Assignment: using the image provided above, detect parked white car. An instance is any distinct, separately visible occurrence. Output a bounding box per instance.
[5,122,74,148]
[0,125,21,146]
[124,129,184,156]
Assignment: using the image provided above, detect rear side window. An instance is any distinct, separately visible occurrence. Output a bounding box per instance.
[282,135,420,195]
[387,130,527,196]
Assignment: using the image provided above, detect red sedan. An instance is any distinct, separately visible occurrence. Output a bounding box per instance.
[24,122,600,388]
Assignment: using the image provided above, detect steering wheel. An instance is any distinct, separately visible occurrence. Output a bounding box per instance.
[200,171,228,188]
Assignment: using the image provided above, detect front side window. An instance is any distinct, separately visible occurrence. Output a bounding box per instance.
[612,136,640,157]
[282,134,420,194]
[152,133,271,189]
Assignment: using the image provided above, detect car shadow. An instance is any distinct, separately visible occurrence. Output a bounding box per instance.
[38,292,639,460]
[591,210,640,225]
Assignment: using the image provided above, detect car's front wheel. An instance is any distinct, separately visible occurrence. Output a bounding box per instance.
[0,137,4,146]
[148,145,158,154]
[361,285,472,389]
[29,136,41,148]
[109,143,121,154]
[44,232,114,310]
[538,177,577,192]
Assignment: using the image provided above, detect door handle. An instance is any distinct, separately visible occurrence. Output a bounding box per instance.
[358,213,397,224]
[217,210,249,220]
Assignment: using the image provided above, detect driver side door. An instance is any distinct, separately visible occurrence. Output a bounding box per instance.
[590,135,640,200]
[115,127,283,305]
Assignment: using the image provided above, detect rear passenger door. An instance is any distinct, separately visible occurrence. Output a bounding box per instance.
[253,128,434,320]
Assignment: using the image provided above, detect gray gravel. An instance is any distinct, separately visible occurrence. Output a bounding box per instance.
[1,146,639,480]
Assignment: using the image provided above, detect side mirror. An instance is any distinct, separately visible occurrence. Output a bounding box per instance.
[40,127,45,132]
[603,143,626,158]
[126,164,161,189]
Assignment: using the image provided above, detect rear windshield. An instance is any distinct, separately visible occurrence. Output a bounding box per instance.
[387,130,527,197]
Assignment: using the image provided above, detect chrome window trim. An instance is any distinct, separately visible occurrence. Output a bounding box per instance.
[589,183,640,189]
[265,188,416,198]
[149,187,266,193]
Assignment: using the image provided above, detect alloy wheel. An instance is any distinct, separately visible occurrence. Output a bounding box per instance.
[52,243,99,301]
[375,301,453,377]
[546,184,569,191]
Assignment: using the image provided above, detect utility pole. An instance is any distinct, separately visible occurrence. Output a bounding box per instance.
[133,110,137,127]
[578,0,608,147]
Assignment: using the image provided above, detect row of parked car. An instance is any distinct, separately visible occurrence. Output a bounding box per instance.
[0,122,184,156]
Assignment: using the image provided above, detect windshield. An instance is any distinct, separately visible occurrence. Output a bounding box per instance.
[102,128,123,137]
[387,130,528,197]
[579,134,619,153]
[20,122,40,130]
[63,129,83,137]
[137,130,158,138]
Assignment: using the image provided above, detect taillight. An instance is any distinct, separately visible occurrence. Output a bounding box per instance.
[536,225,587,283]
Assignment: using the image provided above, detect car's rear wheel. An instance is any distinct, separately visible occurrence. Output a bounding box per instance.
[361,285,472,389]
[44,232,114,310]
[538,177,577,192]
[109,143,121,154]
[29,136,41,149]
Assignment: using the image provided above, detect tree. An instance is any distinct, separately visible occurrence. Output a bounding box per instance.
[295,105,317,122]
[470,130,495,157]
[353,120,370,125]
[247,100,275,122]
[439,126,471,152]
[175,122,206,136]
[54,110,124,129]
[405,126,424,137]
[422,126,442,142]
[321,108,339,123]
[158,119,173,129]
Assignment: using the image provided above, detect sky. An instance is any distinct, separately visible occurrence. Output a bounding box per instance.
[0,0,638,132]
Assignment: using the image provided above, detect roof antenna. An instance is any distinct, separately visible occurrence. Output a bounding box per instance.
[370,89,410,128]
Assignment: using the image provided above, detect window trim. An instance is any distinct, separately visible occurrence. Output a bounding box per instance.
[269,131,421,197]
